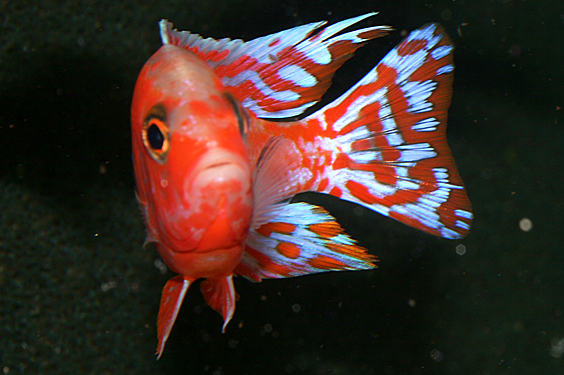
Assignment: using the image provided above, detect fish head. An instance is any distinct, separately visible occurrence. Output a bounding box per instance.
[131,45,253,278]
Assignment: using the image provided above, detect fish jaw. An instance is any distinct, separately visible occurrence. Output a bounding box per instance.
[157,241,243,279]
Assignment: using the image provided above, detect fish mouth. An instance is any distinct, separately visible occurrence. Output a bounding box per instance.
[160,148,252,254]
[205,161,232,169]
[188,149,252,253]
[192,149,250,192]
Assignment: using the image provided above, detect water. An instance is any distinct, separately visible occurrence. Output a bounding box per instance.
[1,0,563,373]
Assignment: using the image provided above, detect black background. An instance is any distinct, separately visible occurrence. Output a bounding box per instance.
[1,0,563,374]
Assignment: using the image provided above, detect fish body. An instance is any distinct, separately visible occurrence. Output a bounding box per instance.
[131,13,473,358]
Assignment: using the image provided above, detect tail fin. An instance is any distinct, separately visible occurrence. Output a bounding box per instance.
[310,23,472,239]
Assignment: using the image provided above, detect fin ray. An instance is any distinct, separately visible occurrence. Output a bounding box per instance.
[160,14,391,118]
[156,276,192,359]
[308,23,472,239]
[236,202,377,281]
[200,276,236,332]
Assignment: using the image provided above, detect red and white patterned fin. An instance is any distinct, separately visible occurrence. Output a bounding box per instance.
[159,14,391,118]
[200,275,236,333]
[156,275,193,359]
[235,202,377,281]
[311,23,472,239]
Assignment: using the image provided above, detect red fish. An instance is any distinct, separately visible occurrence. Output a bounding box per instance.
[131,13,472,358]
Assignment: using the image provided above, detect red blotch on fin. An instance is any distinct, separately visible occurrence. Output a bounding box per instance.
[308,255,347,270]
[244,246,294,277]
[256,222,296,237]
[333,153,352,170]
[329,186,342,197]
[328,243,378,265]
[345,180,378,205]
[308,221,342,238]
[276,242,301,259]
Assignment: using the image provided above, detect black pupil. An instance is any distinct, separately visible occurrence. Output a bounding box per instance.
[147,123,164,150]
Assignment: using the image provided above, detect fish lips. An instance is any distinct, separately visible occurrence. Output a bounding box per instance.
[183,149,253,252]
[191,149,251,195]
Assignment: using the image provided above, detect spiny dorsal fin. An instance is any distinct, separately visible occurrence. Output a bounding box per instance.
[160,14,391,118]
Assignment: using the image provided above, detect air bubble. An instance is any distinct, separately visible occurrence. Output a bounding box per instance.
[430,349,444,362]
[519,218,532,232]
[456,244,466,255]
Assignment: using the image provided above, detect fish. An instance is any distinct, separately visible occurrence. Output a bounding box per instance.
[131,12,473,358]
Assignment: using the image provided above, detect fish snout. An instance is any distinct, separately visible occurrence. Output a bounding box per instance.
[191,149,251,196]
[183,149,253,253]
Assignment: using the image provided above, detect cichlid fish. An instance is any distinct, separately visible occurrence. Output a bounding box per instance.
[131,13,473,358]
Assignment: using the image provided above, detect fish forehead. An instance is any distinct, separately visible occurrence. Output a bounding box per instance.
[145,45,222,96]
[141,45,238,140]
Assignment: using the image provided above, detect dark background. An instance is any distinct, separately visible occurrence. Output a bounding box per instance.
[1,0,563,374]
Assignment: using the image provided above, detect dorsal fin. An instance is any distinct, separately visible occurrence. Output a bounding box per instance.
[159,14,391,118]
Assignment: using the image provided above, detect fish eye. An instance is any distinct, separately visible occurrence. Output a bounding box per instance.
[142,105,169,163]
[224,92,249,138]
[147,122,164,149]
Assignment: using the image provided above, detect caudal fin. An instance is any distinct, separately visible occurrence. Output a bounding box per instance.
[309,23,472,239]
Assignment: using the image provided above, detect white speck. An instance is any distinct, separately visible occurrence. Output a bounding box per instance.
[519,218,532,232]
[160,179,168,188]
[292,303,301,313]
[154,258,168,274]
[264,323,273,333]
[430,349,444,362]
[408,299,416,308]
[551,337,564,358]
[456,244,467,255]
[101,281,117,292]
